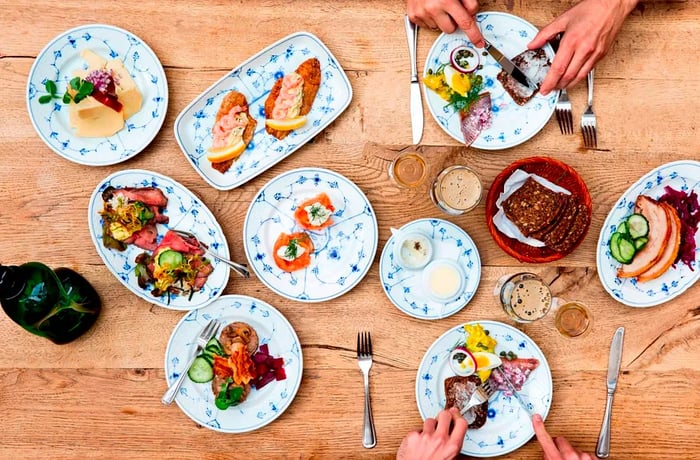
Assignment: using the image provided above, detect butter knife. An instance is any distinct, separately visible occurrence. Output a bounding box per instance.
[483,40,535,89]
[494,367,532,416]
[596,326,625,459]
[404,15,423,145]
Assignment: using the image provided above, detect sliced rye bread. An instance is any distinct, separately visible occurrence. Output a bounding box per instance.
[444,375,488,429]
[502,177,568,237]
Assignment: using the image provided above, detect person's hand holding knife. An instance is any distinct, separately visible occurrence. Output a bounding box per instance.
[406,0,484,47]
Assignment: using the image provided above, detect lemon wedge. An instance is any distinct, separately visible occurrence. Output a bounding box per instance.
[265,116,307,131]
[206,139,247,163]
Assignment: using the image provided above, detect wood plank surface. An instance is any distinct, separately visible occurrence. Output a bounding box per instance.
[0,1,699,459]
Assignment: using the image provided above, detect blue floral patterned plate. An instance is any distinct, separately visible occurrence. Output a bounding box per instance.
[423,12,556,150]
[174,31,352,190]
[596,160,700,307]
[416,321,552,457]
[164,295,303,433]
[243,167,378,302]
[379,218,481,319]
[87,169,230,310]
[26,24,168,166]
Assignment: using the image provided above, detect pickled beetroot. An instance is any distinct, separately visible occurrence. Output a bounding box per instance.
[251,343,286,389]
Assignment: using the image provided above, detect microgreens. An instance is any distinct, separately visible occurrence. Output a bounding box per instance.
[38,77,94,105]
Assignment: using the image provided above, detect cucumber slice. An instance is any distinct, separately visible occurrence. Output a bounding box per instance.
[617,221,628,235]
[204,337,223,356]
[626,214,649,239]
[617,235,637,263]
[634,237,649,250]
[158,249,184,267]
[187,356,214,383]
[609,232,625,263]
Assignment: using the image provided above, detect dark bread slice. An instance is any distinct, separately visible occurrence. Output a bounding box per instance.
[549,202,591,253]
[529,194,573,241]
[211,91,257,174]
[497,48,551,106]
[265,57,321,140]
[502,177,568,236]
[444,375,488,429]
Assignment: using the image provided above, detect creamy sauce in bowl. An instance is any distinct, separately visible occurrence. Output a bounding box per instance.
[422,259,465,302]
[393,231,433,269]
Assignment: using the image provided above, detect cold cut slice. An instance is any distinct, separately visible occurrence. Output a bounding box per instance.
[637,203,681,282]
[618,196,671,278]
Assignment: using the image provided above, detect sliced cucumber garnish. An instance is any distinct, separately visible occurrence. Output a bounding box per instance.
[626,214,649,239]
[188,356,214,383]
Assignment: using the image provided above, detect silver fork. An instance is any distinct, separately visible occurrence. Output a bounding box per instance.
[459,379,496,416]
[357,331,376,448]
[555,88,574,135]
[162,319,221,405]
[171,229,250,278]
[581,69,597,148]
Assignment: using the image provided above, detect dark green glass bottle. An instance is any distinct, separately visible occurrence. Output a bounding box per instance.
[0,262,101,344]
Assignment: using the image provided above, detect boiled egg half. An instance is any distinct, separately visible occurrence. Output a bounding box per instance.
[443,65,472,97]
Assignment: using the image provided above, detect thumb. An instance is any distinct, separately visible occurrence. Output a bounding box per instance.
[528,20,564,50]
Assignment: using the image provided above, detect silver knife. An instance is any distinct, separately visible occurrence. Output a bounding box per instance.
[404,15,423,145]
[596,326,625,459]
[494,367,532,416]
[483,40,536,89]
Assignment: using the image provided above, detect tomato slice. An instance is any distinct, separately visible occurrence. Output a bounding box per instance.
[294,193,335,230]
[272,232,314,272]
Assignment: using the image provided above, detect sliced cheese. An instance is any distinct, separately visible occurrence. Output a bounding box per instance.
[73,96,124,137]
[80,49,107,69]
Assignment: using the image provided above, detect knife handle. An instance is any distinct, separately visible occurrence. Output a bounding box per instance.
[404,15,418,79]
[596,390,615,458]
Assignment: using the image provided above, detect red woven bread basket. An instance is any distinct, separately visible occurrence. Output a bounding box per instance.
[485,156,592,263]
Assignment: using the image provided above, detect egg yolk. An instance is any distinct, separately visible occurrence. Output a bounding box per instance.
[449,73,472,97]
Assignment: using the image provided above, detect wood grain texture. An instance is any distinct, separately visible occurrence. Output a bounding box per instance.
[1,0,699,458]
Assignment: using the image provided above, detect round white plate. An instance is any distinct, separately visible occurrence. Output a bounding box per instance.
[27,24,168,166]
[423,12,556,150]
[379,218,481,319]
[87,169,230,310]
[596,160,700,307]
[243,167,378,302]
[164,295,303,433]
[416,320,552,457]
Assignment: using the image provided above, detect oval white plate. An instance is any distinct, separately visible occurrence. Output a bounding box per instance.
[174,31,353,190]
[416,320,552,458]
[596,160,700,307]
[87,169,230,310]
[379,218,481,319]
[423,12,556,150]
[243,167,378,302]
[164,295,303,433]
[26,24,168,166]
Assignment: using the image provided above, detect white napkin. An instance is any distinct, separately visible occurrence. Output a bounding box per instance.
[493,169,571,247]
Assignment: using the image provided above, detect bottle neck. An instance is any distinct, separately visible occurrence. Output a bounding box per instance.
[0,265,24,300]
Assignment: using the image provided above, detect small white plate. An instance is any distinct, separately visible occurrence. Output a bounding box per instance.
[27,24,168,166]
[243,167,378,302]
[416,320,552,457]
[423,12,556,150]
[174,31,353,190]
[164,295,303,433]
[596,160,700,307]
[87,169,230,310]
[379,218,481,319]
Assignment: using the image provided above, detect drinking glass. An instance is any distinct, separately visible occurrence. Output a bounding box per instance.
[553,300,593,338]
[430,165,482,215]
[388,151,427,188]
[498,272,553,323]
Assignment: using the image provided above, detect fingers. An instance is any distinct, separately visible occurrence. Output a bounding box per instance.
[532,414,561,460]
[423,416,437,434]
[528,19,565,51]
[539,42,574,95]
[447,2,484,47]
[448,407,468,442]
[434,408,453,436]
[554,436,579,458]
[433,12,458,34]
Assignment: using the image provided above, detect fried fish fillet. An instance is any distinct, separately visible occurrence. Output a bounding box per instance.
[211,91,257,174]
[264,57,321,140]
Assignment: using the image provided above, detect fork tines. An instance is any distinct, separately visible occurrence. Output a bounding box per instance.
[582,123,597,149]
[555,89,574,135]
[357,331,372,357]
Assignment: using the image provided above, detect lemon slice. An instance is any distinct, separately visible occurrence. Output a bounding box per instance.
[206,139,247,163]
[265,116,307,131]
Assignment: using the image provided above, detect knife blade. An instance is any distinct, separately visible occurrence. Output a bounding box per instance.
[596,326,625,459]
[404,15,423,145]
[483,40,536,90]
[494,367,532,416]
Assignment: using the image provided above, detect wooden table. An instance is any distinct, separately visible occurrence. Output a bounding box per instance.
[1,1,698,458]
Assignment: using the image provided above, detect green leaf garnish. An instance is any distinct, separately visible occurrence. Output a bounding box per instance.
[309,203,326,221]
[70,77,81,90]
[284,239,299,260]
[214,378,243,410]
[62,93,71,104]
[44,80,57,95]
[38,95,53,104]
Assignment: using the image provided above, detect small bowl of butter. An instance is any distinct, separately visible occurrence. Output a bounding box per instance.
[421,259,466,303]
[392,229,433,270]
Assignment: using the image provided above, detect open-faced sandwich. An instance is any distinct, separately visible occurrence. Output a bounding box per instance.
[294,192,335,231]
[264,57,321,140]
[207,90,257,174]
[496,48,551,106]
[187,321,286,410]
[273,231,315,272]
[100,186,169,251]
[134,230,213,300]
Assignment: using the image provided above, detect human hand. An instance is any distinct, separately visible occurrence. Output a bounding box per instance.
[407,0,484,47]
[532,414,594,460]
[527,0,638,95]
[397,407,468,460]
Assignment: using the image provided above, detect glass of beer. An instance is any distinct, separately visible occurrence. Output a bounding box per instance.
[388,151,428,188]
[430,165,482,215]
[498,273,552,323]
[554,301,593,338]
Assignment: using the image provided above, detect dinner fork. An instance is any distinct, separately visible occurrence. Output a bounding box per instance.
[162,319,221,405]
[171,229,250,278]
[459,379,496,416]
[581,69,597,148]
[555,88,574,135]
[357,331,376,448]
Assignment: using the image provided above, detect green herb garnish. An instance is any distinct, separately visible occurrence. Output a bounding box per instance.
[309,203,328,222]
[38,77,94,105]
[284,239,300,260]
[214,379,243,410]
